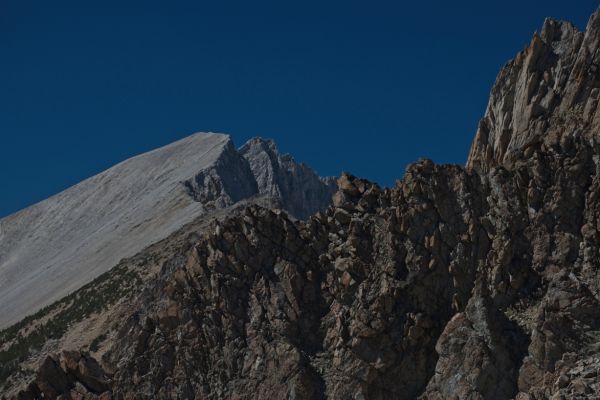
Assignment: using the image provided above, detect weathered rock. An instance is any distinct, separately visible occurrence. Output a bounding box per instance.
[239,138,337,219]
[17,352,111,400]
[467,8,600,174]
[421,282,528,399]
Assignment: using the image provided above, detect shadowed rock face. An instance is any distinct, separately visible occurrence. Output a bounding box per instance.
[8,6,600,400]
[0,134,336,329]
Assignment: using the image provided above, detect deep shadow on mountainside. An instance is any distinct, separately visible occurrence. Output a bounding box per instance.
[5,6,600,400]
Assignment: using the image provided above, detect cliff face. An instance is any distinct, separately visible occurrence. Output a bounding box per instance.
[240,138,338,220]
[467,8,600,173]
[5,7,600,400]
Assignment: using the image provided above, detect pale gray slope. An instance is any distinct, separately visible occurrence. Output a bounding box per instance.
[0,133,336,329]
[0,133,232,328]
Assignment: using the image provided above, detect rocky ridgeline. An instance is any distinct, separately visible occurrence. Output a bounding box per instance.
[183,137,336,220]
[8,6,600,400]
[14,143,600,399]
[0,133,336,330]
[468,7,600,174]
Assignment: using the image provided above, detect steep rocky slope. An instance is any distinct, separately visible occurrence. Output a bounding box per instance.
[5,6,600,400]
[467,7,600,173]
[0,134,335,329]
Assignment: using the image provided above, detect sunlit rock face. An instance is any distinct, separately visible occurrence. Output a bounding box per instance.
[467,9,600,174]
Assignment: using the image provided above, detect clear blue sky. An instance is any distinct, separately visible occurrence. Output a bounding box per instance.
[0,1,596,217]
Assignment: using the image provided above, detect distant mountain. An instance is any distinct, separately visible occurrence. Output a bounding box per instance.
[0,133,336,329]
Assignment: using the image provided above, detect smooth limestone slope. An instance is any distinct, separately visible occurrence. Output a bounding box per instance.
[0,133,232,329]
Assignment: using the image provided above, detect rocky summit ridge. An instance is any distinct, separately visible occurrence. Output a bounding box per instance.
[4,6,600,400]
[0,134,336,329]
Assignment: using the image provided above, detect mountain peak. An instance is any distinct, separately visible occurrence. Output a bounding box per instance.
[240,137,337,219]
[0,133,336,329]
[466,7,600,173]
[240,136,277,151]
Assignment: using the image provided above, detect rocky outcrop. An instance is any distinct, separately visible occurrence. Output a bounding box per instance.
[517,270,600,398]
[45,168,487,399]
[422,282,528,399]
[17,351,110,400]
[240,138,337,219]
[183,138,337,220]
[467,8,600,173]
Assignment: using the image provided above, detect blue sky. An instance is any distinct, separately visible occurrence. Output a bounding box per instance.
[0,1,596,217]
